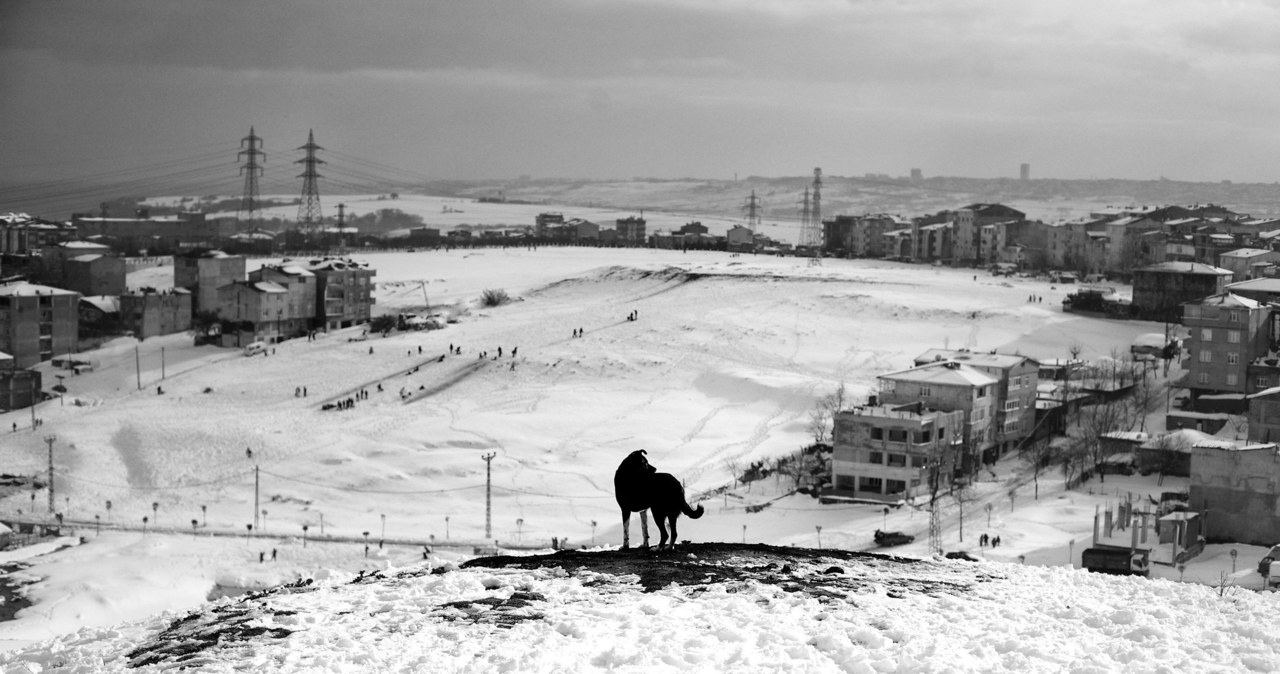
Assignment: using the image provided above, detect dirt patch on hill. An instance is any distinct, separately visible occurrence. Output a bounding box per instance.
[463,542,999,601]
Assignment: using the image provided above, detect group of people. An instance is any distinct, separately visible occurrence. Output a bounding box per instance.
[1026,294,1044,303]
[626,309,639,322]
[294,386,308,397]
[980,533,1001,548]
[571,328,585,338]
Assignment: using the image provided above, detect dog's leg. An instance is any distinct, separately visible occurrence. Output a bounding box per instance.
[639,510,650,548]
[621,510,630,549]
[668,516,679,549]
[655,516,670,550]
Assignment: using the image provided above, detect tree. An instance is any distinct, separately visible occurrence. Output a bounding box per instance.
[1071,393,1135,484]
[189,310,221,338]
[808,382,847,446]
[369,314,396,334]
[1021,436,1057,500]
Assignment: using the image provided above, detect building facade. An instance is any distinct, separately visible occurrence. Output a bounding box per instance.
[1181,293,1271,397]
[174,250,246,315]
[0,281,80,368]
[120,289,192,340]
[876,361,998,476]
[912,349,1039,459]
[830,403,965,502]
[308,258,375,331]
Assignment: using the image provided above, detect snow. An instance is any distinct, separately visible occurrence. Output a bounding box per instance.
[0,246,1272,671]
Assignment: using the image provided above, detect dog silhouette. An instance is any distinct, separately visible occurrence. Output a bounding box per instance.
[614,449,704,549]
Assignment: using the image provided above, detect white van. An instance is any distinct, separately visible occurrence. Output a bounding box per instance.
[243,341,267,357]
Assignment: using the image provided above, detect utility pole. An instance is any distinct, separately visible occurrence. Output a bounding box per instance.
[237,127,266,226]
[134,345,141,391]
[253,465,260,530]
[482,452,496,539]
[44,434,56,513]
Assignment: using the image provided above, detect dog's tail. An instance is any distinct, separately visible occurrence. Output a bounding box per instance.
[682,500,705,519]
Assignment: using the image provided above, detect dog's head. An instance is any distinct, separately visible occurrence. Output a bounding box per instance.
[619,449,656,475]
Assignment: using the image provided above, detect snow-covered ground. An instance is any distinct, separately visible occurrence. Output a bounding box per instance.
[1,247,1271,670]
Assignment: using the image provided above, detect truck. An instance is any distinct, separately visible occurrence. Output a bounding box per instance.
[1081,547,1150,577]
[874,529,915,547]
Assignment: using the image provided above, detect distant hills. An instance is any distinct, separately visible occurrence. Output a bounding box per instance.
[430,175,1280,224]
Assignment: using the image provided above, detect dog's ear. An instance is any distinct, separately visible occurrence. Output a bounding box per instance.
[640,449,647,455]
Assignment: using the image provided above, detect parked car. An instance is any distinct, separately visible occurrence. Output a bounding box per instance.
[242,341,267,357]
[1258,545,1280,576]
[945,551,979,562]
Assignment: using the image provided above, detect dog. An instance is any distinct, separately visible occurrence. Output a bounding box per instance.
[614,449,705,549]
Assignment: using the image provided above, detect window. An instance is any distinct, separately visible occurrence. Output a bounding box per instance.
[977,386,987,398]
[868,451,883,464]
[920,386,932,397]
[870,428,883,440]
[918,429,932,443]
[887,453,907,467]
[1198,372,1210,384]
[885,479,906,494]
[911,455,927,468]
[1258,376,1270,388]
[887,429,908,443]
[1199,351,1213,363]
[881,380,896,392]
[1229,310,1241,322]
[835,474,856,490]
[1227,373,1238,387]
[1004,400,1021,411]
[1227,352,1239,365]
[1201,328,1213,341]
[1228,330,1241,344]
[858,476,883,492]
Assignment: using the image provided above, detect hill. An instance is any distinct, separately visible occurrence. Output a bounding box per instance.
[9,543,1279,672]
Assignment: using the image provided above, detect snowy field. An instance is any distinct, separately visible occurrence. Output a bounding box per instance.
[1,247,1274,670]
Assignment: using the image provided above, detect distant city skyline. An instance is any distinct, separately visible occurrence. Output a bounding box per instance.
[4,0,1280,189]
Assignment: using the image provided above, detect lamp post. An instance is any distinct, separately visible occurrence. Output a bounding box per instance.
[516,518,524,544]
[445,515,450,540]
[815,525,823,549]
[591,520,597,545]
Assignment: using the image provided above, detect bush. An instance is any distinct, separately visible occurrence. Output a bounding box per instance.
[369,314,397,333]
[480,289,510,307]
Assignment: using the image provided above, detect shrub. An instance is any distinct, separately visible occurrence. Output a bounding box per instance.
[480,289,510,307]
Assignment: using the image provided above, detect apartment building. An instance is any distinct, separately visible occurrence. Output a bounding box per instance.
[876,361,998,476]
[830,402,965,502]
[1181,292,1271,398]
[912,349,1040,459]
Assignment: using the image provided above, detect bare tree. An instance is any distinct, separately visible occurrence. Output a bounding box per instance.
[807,381,848,446]
[953,483,976,543]
[1071,394,1135,483]
[1021,436,1057,500]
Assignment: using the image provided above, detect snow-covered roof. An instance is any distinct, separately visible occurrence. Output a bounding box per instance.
[913,349,1036,370]
[1220,248,1275,260]
[0,281,77,297]
[1225,277,1280,294]
[1137,261,1232,276]
[80,295,120,313]
[1184,292,1261,309]
[879,361,998,388]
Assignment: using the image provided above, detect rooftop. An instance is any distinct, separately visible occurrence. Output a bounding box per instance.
[879,361,998,388]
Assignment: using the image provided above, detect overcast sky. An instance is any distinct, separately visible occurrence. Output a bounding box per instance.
[3,0,1280,187]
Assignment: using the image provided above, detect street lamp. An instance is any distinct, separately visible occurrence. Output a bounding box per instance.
[591,520,597,545]
[516,518,524,543]
[815,525,823,549]
[381,513,386,541]
[445,515,450,540]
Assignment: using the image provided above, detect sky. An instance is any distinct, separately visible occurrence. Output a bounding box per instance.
[0,240,1275,670]
[4,0,1280,189]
